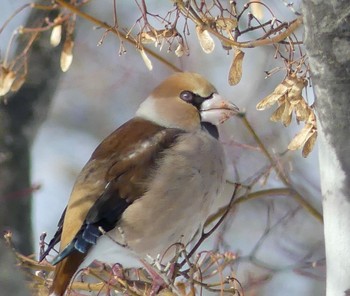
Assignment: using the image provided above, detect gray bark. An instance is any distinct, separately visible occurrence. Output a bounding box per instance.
[302,1,350,295]
[0,240,30,296]
[0,7,61,255]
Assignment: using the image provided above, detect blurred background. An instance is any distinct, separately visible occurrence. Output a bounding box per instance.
[1,1,324,295]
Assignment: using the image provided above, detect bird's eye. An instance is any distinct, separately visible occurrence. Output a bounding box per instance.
[180,91,193,102]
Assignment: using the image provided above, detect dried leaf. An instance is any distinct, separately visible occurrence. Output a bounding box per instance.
[195,26,215,54]
[302,131,317,157]
[0,69,16,96]
[60,39,74,72]
[160,28,177,39]
[216,17,238,31]
[288,123,313,151]
[139,48,153,71]
[270,102,285,122]
[228,49,244,85]
[50,25,62,47]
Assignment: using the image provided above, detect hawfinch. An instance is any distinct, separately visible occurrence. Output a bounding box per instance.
[41,72,239,296]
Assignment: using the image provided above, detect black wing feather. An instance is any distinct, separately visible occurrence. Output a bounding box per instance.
[39,207,66,262]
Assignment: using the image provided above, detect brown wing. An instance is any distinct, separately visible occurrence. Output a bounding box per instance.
[49,118,183,296]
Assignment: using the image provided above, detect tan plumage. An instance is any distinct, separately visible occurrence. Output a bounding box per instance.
[43,72,239,296]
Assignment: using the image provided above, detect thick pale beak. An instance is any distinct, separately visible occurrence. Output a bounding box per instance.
[200,93,239,125]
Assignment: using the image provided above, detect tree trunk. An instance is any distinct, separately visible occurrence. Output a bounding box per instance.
[0,6,61,255]
[0,240,30,296]
[302,1,350,295]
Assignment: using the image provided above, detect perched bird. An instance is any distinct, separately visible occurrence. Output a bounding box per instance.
[41,72,239,296]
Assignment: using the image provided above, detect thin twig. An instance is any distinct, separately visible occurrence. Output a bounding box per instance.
[179,184,240,268]
[174,0,303,48]
[228,114,323,223]
[207,186,322,226]
[0,3,31,34]
[55,0,182,72]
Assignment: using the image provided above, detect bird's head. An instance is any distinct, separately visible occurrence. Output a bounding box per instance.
[136,72,239,131]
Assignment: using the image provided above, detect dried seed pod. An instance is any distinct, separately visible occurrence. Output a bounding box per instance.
[270,101,286,122]
[176,282,186,296]
[257,74,308,111]
[228,49,244,85]
[11,75,26,92]
[288,75,307,103]
[251,1,264,20]
[258,72,316,157]
[0,68,16,96]
[195,26,215,54]
[139,48,153,71]
[281,99,293,126]
[139,29,177,45]
[302,131,317,157]
[288,123,314,151]
[256,83,288,110]
[216,17,238,31]
[157,289,177,296]
[221,40,232,51]
[50,25,62,47]
[60,39,74,72]
[139,31,158,44]
[175,43,184,57]
[288,126,313,152]
[307,111,317,124]
[294,100,311,122]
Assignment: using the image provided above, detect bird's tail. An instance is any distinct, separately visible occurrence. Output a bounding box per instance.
[49,252,85,296]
